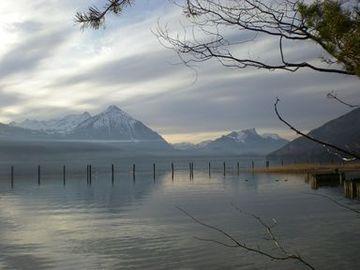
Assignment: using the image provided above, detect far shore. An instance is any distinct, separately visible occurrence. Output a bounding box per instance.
[248,162,360,174]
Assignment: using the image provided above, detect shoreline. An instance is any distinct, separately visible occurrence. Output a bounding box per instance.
[247,162,360,174]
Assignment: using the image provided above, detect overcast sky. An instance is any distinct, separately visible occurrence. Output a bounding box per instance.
[0,0,359,143]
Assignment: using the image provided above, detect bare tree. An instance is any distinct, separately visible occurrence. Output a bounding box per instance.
[177,205,315,270]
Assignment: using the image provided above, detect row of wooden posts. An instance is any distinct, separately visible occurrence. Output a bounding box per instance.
[8,160,267,186]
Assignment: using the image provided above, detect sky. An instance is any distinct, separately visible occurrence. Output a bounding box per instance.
[0,0,359,143]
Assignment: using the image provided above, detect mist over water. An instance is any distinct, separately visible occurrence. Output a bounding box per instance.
[0,156,359,270]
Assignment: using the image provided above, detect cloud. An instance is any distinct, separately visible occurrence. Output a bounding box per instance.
[0,27,70,80]
[0,0,358,143]
[52,49,183,88]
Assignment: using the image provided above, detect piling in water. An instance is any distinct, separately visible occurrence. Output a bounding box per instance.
[191,163,194,179]
[89,165,92,185]
[189,163,192,179]
[111,164,114,184]
[11,165,14,188]
[208,162,211,178]
[223,162,226,177]
[344,179,360,200]
[63,165,66,186]
[171,163,174,180]
[237,162,240,176]
[153,163,156,180]
[189,162,194,179]
[132,164,136,181]
[37,165,41,185]
[251,160,255,171]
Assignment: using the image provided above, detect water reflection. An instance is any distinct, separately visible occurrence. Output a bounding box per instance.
[0,165,359,270]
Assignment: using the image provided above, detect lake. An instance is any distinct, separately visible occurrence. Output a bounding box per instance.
[0,157,359,270]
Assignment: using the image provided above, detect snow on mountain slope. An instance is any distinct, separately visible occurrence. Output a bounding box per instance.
[11,112,91,133]
[262,133,283,140]
[202,129,288,154]
[69,105,168,142]
[173,129,288,155]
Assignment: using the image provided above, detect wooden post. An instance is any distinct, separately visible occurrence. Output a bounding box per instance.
[89,165,92,185]
[153,163,156,181]
[111,164,114,185]
[37,165,41,185]
[208,162,211,178]
[11,165,14,188]
[237,162,240,176]
[191,162,194,179]
[86,165,89,185]
[251,160,255,171]
[63,165,66,186]
[171,162,174,180]
[189,163,192,179]
[281,160,284,166]
[223,162,226,177]
[266,160,270,169]
[132,164,136,180]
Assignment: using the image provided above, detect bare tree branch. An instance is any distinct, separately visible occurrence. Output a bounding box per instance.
[274,98,360,160]
[327,91,359,108]
[77,0,359,76]
[176,206,315,270]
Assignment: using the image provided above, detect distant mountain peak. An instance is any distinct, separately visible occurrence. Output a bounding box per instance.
[105,105,122,113]
[226,128,260,143]
[262,133,282,140]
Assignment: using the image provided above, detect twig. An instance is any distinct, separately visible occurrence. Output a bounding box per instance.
[327,92,359,109]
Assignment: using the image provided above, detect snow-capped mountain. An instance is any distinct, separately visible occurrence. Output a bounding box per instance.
[69,105,168,142]
[202,129,288,154]
[11,112,91,133]
[173,129,288,155]
[4,105,169,146]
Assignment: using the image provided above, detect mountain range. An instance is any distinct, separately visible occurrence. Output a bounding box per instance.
[268,108,360,161]
[4,105,168,144]
[1,105,288,156]
[173,128,289,155]
[0,105,357,159]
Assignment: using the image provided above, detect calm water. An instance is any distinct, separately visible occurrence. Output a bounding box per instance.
[0,158,359,270]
